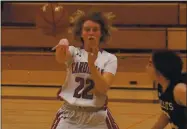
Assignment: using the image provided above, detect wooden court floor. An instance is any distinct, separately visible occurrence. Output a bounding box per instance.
[2,86,172,129]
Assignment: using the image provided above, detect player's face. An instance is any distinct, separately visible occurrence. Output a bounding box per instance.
[81,20,102,47]
[146,57,159,81]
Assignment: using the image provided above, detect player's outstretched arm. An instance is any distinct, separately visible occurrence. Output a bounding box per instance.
[52,39,72,64]
[151,112,169,129]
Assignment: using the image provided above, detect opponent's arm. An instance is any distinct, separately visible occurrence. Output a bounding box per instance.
[174,83,187,107]
[151,112,169,129]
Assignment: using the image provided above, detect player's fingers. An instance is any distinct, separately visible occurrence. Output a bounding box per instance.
[65,45,69,55]
[90,47,97,56]
[58,46,68,56]
[88,52,94,57]
[52,38,69,50]
[51,44,60,50]
[52,44,67,51]
[63,47,67,55]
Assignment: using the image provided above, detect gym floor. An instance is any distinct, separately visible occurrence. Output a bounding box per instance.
[2,86,171,129]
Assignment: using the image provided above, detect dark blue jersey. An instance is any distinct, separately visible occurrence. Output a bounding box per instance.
[157,82,187,129]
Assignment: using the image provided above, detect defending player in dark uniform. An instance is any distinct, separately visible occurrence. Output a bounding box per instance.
[146,50,187,129]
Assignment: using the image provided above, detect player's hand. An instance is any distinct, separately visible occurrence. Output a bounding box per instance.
[52,38,69,54]
[88,50,98,65]
[52,39,70,62]
[87,36,98,65]
[88,52,97,65]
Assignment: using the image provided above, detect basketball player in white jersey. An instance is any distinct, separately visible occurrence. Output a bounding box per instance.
[51,11,119,129]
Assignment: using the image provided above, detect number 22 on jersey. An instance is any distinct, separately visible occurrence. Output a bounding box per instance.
[73,77,95,99]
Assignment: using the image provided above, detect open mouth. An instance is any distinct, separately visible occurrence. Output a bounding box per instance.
[88,36,95,40]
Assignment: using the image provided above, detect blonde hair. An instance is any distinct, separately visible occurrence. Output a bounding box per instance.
[68,10,116,43]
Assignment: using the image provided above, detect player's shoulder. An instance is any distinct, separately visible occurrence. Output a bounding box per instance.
[69,45,77,50]
[174,83,186,93]
[69,46,81,55]
[102,50,117,61]
[173,83,186,106]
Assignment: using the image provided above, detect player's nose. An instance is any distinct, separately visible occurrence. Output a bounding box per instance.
[88,29,95,35]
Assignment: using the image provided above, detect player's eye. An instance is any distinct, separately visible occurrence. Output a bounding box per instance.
[83,27,100,32]
[84,27,91,32]
[92,27,99,32]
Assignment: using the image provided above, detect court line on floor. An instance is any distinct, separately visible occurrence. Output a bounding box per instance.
[125,113,158,129]
[2,95,159,103]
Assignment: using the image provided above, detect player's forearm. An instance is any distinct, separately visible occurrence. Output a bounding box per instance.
[55,49,66,63]
[89,65,109,94]
[152,112,169,129]
[55,49,71,64]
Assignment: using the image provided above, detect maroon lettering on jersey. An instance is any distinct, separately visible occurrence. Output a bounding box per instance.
[78,62,84,73]
[74,62,79,73]
[85,63,91,74]
[72,62,75,73]
[72,62,103,74]
[73,77,94,99]
[83,62,88,73]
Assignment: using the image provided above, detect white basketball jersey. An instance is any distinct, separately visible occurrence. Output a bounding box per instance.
[59,46,117,107]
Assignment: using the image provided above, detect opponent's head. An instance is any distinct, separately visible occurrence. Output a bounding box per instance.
[146,50,183,83]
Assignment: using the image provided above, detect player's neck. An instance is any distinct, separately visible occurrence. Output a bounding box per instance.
[84,44,99,52]
[159,79,170,93]
[84,44,90,52]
